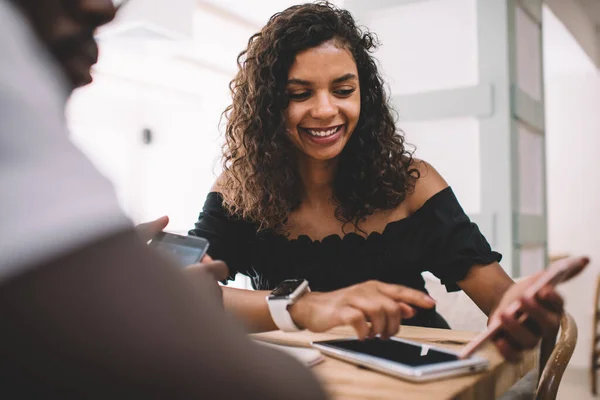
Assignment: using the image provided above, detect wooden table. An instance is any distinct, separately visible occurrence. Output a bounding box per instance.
[252,326,536,400]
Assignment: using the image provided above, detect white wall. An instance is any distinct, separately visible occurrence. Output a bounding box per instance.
[68,1,337,289]
[362,0,481,215]
[544,6,600,369]
[106,0,196,36]
[69,3,257,233]
[68,48,233,233]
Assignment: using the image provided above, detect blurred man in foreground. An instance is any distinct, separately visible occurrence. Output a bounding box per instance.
[0,0,325,398]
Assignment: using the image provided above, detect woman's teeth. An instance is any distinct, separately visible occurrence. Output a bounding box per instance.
[306,126,341,137]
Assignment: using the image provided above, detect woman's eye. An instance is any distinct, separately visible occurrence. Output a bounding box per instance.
[288,91,311,100]
[334,88,356,97]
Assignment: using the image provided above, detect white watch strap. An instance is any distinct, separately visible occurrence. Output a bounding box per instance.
[267,299,302,332]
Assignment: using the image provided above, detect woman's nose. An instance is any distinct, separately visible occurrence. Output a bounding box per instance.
[310,93,337,120]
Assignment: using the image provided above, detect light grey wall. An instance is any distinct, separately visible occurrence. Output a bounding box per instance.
[544,3,600,368]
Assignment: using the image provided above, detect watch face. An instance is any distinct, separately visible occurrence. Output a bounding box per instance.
[269,279,305,299]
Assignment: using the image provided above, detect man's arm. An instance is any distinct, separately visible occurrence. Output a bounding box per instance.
[0,229,326,399]
[0,2,324,396]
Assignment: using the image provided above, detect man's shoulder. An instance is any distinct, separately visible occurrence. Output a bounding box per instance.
[0,0,130,282]
[0,0,69,104]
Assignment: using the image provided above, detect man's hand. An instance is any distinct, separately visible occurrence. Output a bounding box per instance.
[135,216,228,282]
[135,217,228,300]
[185,255,229,282]
[184,255,229,302]
[135,216,169,242]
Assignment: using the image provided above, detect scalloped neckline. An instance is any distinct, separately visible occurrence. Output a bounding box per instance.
[261,187,452,244]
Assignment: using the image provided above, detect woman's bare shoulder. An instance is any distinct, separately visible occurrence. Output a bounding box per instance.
[405,159,449,213]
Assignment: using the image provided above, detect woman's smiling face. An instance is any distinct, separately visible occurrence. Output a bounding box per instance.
[284,40,361,161]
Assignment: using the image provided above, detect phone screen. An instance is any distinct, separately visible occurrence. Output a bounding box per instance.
[153,241,207,267]
[319,338,459,366]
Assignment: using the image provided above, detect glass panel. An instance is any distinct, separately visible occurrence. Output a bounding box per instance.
[516,6,542,101]
[364,0,478,95]
[519,246,545,276]
[518,123,543,215]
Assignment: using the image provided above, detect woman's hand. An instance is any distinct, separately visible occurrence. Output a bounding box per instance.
[289,280,436,339]
[489,274,565,363]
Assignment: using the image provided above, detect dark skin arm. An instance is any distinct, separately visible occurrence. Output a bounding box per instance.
[0,229,326,399]
[410,161,564,362]
[406,160,515,316]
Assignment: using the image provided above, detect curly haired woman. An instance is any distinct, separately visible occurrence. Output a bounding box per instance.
[188,2,564,362]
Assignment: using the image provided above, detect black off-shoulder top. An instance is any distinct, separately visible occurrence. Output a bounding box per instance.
[189,187,501,328]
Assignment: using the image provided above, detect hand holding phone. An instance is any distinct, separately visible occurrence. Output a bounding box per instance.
[459,256,589,359]
[149,232,210,267]
[185,255,229,282]
[136,216,170,242]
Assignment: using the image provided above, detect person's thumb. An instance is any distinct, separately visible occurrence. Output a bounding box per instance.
[186,260,229,282]
[135,216,169,242]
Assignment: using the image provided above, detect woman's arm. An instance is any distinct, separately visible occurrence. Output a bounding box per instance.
[457,262,514,316]
[409,160,564,362]
[458,261,567,362]
[201,177,437,338]
[223,287,278,332]
[223,282,436,339]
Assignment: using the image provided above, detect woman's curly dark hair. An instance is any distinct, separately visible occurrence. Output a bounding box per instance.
[220,1,419,232]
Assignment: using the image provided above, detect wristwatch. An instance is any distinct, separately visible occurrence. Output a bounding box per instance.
[266,279,310,332]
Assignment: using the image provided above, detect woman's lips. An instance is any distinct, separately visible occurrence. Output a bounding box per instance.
[300,124,344,145]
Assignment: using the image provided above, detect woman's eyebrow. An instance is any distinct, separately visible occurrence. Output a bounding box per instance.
[287,78,311,85]
[331,73,357,84]
[287,73,358,86]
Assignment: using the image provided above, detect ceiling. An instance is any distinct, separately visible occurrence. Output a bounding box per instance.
[199,0,344,27]
[198,0,600,30]
[578,0,600,26]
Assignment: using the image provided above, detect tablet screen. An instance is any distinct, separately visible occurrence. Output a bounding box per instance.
[317,338,459,366]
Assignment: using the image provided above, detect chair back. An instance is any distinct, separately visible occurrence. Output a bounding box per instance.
[535,312,578,400]
[591,275,600,394]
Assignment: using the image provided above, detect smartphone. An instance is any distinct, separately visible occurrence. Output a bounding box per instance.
[148,232,210,267]
[312,337,488,382]
[459,256,589,359]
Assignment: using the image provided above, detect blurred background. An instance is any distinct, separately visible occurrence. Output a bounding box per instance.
[66,0,600,396]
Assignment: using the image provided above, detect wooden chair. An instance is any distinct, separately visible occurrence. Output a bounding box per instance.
[591,275,600,395]
[500,312,577,400]
[535,312,578,400]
